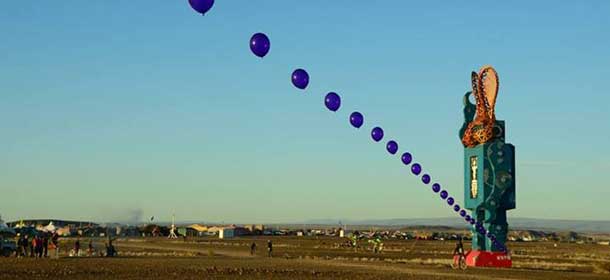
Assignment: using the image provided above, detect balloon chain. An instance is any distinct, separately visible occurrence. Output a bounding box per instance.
[188,1,507,253]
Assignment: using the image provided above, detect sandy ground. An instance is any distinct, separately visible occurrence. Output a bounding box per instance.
[1,237,609,279]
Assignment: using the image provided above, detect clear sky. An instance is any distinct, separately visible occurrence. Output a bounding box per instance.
[1,1,609,223]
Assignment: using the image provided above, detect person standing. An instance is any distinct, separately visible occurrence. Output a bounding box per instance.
[35,236,43,258]
[266,240,273,257]
[23,235,30,257]
[42,235,49,257]
[88,240,94,256]
[51,232,59,257]
[74,239,81,256]
[30,236,37,257]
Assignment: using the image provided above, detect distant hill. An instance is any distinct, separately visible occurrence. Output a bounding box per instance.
[301,218,610,233]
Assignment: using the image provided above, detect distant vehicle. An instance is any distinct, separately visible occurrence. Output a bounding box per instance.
[0,236,17,257]
[0,217,17,257]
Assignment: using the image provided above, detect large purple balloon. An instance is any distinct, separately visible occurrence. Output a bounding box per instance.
[189,0,214,15]
[292,69,309,89]
[350,112,364,128]
[371,127,384,142]
[325,92,341,112]
[250,33,270,58]
[386,140,398,154]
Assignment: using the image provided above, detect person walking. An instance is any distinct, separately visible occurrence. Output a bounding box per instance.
[250,242,257,256]
[266,240,273,257]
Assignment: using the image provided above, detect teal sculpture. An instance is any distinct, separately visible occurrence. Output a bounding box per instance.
[460,66,515,267]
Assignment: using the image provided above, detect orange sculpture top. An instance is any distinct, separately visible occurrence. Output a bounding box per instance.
[461,66,499,147]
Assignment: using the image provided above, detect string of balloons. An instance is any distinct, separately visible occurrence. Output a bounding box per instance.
[187,0,506,253]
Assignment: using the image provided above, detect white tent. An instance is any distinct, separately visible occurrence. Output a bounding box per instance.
[43,221,57,233]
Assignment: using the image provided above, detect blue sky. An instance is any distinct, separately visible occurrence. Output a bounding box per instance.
[1,1,609,223]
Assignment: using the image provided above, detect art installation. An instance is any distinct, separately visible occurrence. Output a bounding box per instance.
[460,66,515,267]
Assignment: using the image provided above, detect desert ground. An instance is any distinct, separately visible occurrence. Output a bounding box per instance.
[1,236,609,279]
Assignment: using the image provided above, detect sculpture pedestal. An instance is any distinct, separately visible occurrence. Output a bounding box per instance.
[465,250,512,268]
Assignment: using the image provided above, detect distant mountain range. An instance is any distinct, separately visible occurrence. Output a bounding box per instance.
[299,218,610,233]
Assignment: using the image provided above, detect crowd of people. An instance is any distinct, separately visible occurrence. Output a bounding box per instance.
[13,233,117,258]
[15,232,59,258]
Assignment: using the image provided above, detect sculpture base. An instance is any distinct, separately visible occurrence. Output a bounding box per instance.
[464,250,512,268]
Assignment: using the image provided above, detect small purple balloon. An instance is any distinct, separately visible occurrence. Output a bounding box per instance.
[411,163,422,175]
[325,92,341,112]
[432,183,441,193]
[401,152,412,165]
[421,174,431,184]
[470,219,476,225]
[350,112,364,128]
[371,127,384,142]
[440,190,448,199]
[386,140,398,154]
[291,69,309,89]
[447,197,454,205]
[459,210,466,217]
[250,33,270,58]
[454,204,461,212]
[188,0,214,15]
[465,215,471,222]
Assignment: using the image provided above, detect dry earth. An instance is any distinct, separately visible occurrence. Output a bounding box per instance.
[1,236,609,279]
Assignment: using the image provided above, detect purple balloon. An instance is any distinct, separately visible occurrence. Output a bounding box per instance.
[454,204,461,212]
[432,183,441,193]
[411,163,422,175]
[447,197,455,205]
[325,92,341,112]
[386,140,398,154]
[371,127,384,142]
[401,152,412,165]
[421,174,430,184]
[459,210,466,217]
[350,112,364,128]
[440,190,448,199]
[465,215,471,222]
[291,69,309,89]
[250,33,270,58]
[470,219,476,225]
[189,0,214,15]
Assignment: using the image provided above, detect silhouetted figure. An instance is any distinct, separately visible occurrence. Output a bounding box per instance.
[42,236,49,257]
[51,232,59,257]
[35,236,43,258]
[267,240,273,257]
[105,237,117,257]
[250,242,257,256]
[28,235,34,257]
[88,240,94,256]
[453,237,464,257]
[74,239,81,256]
